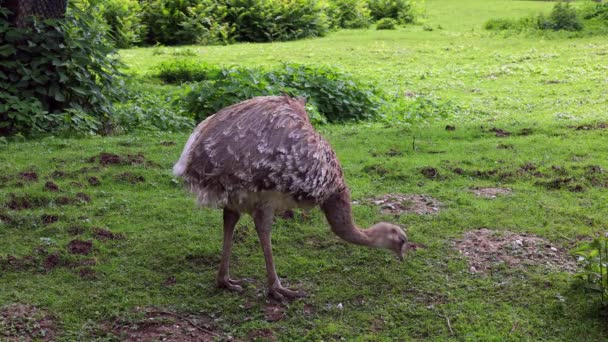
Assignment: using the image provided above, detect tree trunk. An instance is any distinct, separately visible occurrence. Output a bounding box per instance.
[5,0,68,28]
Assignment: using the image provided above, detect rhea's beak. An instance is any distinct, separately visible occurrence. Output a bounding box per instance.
[397,237,408,262]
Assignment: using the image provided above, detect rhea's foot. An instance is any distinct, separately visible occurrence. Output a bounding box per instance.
[217,277,244,292]
[269,285,307,301]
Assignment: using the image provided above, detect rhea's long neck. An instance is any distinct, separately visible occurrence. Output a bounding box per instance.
[320,189,371,246]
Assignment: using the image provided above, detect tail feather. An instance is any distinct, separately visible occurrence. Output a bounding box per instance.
[173,126,203,177]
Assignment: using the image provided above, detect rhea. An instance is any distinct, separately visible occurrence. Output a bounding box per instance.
[173,95,408,300]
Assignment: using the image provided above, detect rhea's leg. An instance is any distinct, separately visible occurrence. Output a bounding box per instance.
[217,208,243,292]
[253,207,306,300]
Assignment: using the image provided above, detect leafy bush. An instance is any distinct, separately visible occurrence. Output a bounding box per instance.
[572,234,608,304]
[157,60,222,83]
[376,17,397,29]
[143,0,233,45]
[114,84,194,132]
[0,4,123,136]
[325,0,372,29]
[367,0,415,24]
[183,64,382,123]
[142,0,327,45]
[485,2,584,33]
[99,0,147,48]
[543,2,583,31]
[224,0,329,42]
[580,1,608,21]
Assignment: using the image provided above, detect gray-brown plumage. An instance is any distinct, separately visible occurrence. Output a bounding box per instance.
[174,95,408,300]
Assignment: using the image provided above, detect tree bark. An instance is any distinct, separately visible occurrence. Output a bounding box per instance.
[5,0,68,28]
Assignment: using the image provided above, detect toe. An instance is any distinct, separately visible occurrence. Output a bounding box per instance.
[218,279,244,292]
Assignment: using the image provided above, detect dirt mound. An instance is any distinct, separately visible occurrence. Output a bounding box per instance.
[18,171,38,182]
[109,309,218,342]
[92,227,124,241]
[0,304,56,341]
[470,187,512,199]
[367,194,442,215]
[44,181,59,192]
[68,239,93,255]
[115,172,145,184]
[454,229,576,274]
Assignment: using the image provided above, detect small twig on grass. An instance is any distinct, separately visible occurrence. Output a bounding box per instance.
[510,320,520,334]
[435,310,454,336]
[147,310,220,337]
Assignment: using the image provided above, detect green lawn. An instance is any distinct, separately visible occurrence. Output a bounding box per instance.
[2,0,608,340]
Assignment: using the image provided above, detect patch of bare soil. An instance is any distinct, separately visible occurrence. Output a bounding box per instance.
[6,194,49,211]
[489,127,511,137]
[41,214,58,225]
[78,267,97,279]
[115,172,146,184]
[470,187,512,199]
[89,152,148,166]
[160,141,176,146]
[248,328,276,341]
[67,226,85,235]
[264,303,286,322]
[75,192,91,203]
[454,229,576,274]
[571,122,608,131]
[44,181,59,192]
[367,194,442,215]
[420,167,440,179]
[43,254,60,271]
[87,176,101,186]
[0,304,57,341]
[109,309,218,342]
[92,227,124,241]
[67,239,93,255]
[18,171,38,182]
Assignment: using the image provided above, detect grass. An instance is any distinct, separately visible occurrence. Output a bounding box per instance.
[2,0,608,340]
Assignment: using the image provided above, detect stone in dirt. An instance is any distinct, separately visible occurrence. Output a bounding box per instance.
[0,304,56,341]
[367,194,442,215]
[470,187,512,199]
[453,229,576,274]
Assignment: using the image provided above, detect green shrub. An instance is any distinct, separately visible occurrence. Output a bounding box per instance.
[545,2,583,31]
[580,1,608,21]
[100,0,146,48]
[114,84,194,132]
[376,17,397,29]
[143,0,233,45]
[224,0,329,42]
[157,60,222,83]
[325,0,372,29]
[183,64,382,123]
[572,234,608,304]
[0,4,123,136]
[485,2,584,33]
[367,0,415,24]
[142,0,327,45]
